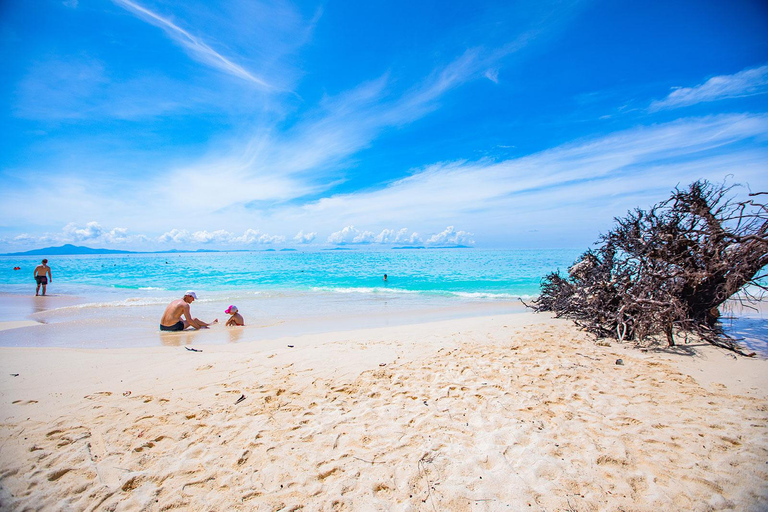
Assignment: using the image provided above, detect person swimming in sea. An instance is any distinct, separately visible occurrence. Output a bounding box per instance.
[159,291,217,331]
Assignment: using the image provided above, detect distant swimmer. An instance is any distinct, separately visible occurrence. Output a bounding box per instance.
[160,291,218,331]
[225,305,244,326]
[383,273,388,281]
[34,259,52,296]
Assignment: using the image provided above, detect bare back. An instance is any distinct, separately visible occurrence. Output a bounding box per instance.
[160,299,190,326]
[34,264,50,277]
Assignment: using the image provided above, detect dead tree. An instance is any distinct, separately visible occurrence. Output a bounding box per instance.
[531,180,768,355]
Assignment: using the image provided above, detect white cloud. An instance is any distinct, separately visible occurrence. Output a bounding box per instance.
[290,113,768,245]
[426,226,475,246]
[158,228,284,245]
[327,226,359,244]
[650,64,768,111]
[484,69,499,84]
[1,223,146,247]
[104,227,138,243]
[326,226,425,245]
[3,113,766,251]
[159,229,191,244]
[191,230,233,244]
[352,230,376,243]
[113,0,271,89]
[374,229,396,244]
[293,230,316,244]
[4,39,528,238]
[13,233,40,244]
[232,229,285,244]
[63,222,104,241]
[374,228,423,245]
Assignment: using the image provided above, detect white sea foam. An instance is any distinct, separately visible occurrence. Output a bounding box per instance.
[49,297,171,311]
[452,291,534,300]
[309,286,533,300]
[310,286,420,295]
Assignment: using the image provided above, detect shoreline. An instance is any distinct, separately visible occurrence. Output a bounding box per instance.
[0,290,530,349]
[1,312,766,510]
[0,289,765,356]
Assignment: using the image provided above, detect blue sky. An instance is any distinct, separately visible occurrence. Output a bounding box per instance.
[1,0,767,251]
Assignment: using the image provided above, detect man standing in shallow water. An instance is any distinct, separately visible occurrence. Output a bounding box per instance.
[34,259,52,296]
[160,291,217,331]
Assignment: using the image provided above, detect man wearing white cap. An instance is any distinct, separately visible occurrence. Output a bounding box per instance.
[160,291,217,331]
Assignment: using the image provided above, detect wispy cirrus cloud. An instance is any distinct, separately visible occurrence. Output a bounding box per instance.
[113,0,272,89]
[2,114,765,250]
[2,45,523,237]
[151,46,522,218]
[290,113,768,244]
[650,64,768,111]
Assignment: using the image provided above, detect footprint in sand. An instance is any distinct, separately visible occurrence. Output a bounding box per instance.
[84,392,112,400]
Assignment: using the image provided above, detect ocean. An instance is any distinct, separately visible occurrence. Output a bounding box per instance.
[0,248,765,355]
[0,248,578,298]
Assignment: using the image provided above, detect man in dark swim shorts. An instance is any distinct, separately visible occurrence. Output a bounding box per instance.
[160,320,185,331]
[34,259,52,296]
[159,291,217,331]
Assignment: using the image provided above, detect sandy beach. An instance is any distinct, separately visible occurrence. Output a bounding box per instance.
[0,312,766,511]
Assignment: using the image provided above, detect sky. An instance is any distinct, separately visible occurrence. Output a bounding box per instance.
[1,0,767,251]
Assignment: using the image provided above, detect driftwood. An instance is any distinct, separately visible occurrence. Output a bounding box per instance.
[530,180,768,356]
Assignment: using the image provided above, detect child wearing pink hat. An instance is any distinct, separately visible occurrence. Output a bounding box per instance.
[225,305,244,326]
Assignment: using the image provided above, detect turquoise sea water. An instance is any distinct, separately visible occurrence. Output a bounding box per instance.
[0,249,579,299]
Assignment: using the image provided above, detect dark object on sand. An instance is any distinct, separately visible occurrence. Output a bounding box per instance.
[530,180,767,356]
[615,359,623,366]
[235,394,246,405]
[185,347,202,352]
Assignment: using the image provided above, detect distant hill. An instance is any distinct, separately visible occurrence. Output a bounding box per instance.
[1,245,302,256]
[2,244,135,256]
[392,245,471,250]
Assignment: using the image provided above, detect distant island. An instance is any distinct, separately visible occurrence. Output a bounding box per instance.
[2,244,134,256]
[393,245,472,250]
[2,244,270,256]
[2,243,472,256]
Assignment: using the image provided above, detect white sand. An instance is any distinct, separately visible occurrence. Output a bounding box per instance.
[0,321,39,332]
[0,312,766,511]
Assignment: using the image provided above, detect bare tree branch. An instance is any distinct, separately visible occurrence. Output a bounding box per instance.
[530,180,768,356]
